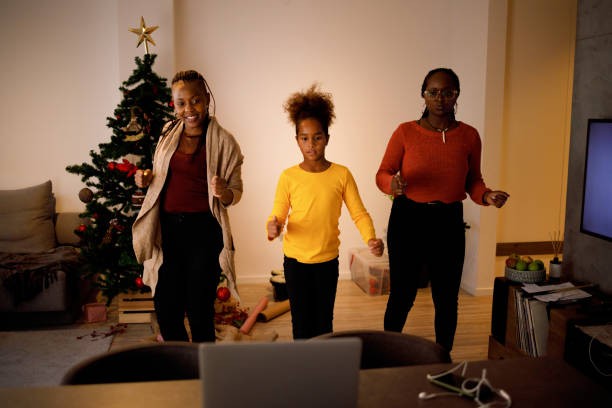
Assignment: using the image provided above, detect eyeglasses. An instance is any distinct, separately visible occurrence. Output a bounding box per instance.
[423,89,459,99]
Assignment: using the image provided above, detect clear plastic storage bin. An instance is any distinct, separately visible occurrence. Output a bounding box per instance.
[349,247,390,295]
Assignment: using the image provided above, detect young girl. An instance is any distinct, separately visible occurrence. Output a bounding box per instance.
[132,70,244,343]
[267,84,384,339]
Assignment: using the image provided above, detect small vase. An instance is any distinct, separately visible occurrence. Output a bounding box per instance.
[549,260,562,279]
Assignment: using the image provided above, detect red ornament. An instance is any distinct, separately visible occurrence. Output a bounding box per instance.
[115,114,121,120]
[77,224,86,232]
[169,101,174,108]
[153,87,158,95]
[107,161,116,170]
[135,277,144,288]
[216,287,231,301]
[116,158,137,177]
[92,213,98,220]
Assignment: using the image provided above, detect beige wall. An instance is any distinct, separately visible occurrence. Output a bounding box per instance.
[174,0,499,288]
[0,0,174,212]
[3,0,575,295]
[0,0,120,209]
[498,0,576,247]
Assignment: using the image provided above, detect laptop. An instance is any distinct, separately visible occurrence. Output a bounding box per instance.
[198,338,362,408]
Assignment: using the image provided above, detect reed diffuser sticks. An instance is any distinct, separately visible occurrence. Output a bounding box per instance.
[549,231,562,261]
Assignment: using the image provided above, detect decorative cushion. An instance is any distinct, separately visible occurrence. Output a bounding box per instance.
[0,181,56,253]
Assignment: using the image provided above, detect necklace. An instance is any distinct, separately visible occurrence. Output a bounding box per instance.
[424,117,455,144]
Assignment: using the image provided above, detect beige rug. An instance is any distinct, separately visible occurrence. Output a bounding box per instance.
[0,328,114,387]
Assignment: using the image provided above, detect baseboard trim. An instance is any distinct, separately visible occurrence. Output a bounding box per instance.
[238,271,353,284]
[496,241,563,256]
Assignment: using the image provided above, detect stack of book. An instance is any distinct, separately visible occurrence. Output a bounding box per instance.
[513,290,549,356]
[514,283,593,356]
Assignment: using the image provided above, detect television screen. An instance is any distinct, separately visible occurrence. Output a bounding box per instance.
[580,119,612,241]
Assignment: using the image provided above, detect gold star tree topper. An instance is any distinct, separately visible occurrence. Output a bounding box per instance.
[128,17,158,54]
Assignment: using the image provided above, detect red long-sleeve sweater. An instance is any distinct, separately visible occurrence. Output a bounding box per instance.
[376,121,490,205]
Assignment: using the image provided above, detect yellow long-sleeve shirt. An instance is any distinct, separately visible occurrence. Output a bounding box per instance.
[268,163,376,264]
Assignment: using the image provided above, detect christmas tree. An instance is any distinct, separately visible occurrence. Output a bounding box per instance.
[66,53,173,304]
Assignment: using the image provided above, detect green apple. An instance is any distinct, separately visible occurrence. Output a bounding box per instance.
[515,260,528,271]
[535,259,544,268]
[528,262,541,271]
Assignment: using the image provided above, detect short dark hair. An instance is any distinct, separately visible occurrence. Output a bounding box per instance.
[420,68,460,119]
[284,84,335,136]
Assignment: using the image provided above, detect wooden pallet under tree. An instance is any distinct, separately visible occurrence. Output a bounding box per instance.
[117,291,155,323]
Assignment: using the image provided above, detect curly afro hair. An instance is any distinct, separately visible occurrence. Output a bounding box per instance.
[283,84,335,135]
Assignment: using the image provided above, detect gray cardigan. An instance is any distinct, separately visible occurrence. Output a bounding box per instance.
[132,117,244,298]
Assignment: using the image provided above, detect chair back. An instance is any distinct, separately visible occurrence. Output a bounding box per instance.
[312,330,451,369]
[61,342,200,385]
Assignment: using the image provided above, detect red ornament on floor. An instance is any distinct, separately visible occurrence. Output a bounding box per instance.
[135,277,144,288]
[216,287,230,301]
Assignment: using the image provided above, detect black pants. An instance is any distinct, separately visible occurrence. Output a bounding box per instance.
[384,196,465,351]
[283,256,339,339]
[154,211,223,343]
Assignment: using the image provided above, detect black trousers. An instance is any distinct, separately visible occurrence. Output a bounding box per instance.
[154,211,223,343]
[283,256,339,339]
[384,195,465,351]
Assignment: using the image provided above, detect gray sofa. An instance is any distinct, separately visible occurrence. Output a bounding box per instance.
[0,181,94,328]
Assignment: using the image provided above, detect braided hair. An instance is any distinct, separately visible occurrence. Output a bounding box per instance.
[171,70,216,116]
[420,68,460,120]
[171,70,215,159]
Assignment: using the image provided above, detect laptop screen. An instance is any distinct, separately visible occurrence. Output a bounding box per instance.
[198,338,362,408]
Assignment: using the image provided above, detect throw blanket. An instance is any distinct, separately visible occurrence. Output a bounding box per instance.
[0,246,79,306]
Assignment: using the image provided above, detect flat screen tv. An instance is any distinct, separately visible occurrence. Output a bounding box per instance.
[580,118,612,242]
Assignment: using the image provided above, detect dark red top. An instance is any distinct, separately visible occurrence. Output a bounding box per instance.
[162,142,209,213]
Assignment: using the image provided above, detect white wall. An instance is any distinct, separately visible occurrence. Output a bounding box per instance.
[174,0,496,287]
[1,0,504,294]
[0,0,120,211]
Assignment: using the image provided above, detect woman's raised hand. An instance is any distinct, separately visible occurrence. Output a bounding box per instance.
[267,216,282,240]
[484,190,510,208]
[211,175,234,205]
[134,169,153,188]
[368,238,384,257]
[391,173,406,197]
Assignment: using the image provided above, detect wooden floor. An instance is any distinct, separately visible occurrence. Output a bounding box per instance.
[105,279,493,362]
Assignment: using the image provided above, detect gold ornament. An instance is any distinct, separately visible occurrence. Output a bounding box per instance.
[125,132,145,142]
[128,16,158,54]
[122,107,143,132]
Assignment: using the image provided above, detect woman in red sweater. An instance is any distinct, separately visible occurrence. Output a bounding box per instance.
[376,68,508,352]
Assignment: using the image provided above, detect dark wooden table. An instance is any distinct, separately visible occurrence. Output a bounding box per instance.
[1,357,610,407]
[358,356,612,407]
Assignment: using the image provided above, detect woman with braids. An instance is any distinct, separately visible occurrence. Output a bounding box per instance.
[267,84,384,339]
[132,70,243,342]
[376,68,509,352]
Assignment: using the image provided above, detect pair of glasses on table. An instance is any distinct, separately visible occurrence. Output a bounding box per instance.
[419,361,512,407]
